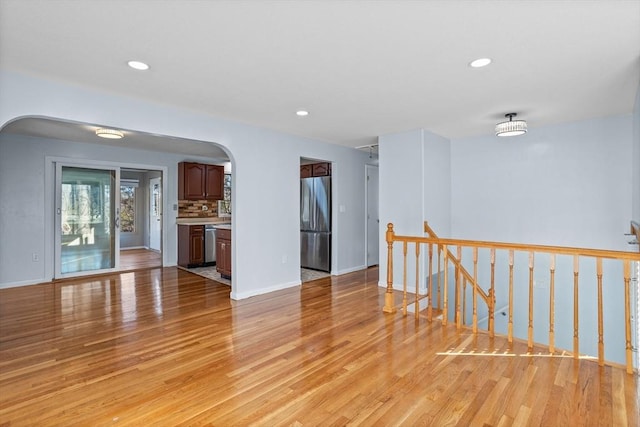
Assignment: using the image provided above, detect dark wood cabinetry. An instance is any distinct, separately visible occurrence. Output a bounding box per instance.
[216,228,232,279]
[300,164,312,178]
[312,162,331,176]
[300,162,331,178]
[205,164,224,200]
[178,162,224,200]
[178,225,205,267]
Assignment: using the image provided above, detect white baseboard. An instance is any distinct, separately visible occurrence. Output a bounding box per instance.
[230,279,302,300]
[0,278,50,289]
[334,265,367,276]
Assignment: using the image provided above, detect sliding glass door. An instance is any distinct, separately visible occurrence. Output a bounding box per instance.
[55,165,119,277]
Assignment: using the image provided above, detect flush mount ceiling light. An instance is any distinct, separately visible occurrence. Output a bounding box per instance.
[495,113,527,137]
[127,60,149,71]
[469,58,492,68]
[296,110,309,117]
[95,128,124,139]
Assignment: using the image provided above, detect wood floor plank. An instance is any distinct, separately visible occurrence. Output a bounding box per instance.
[0,266,638,426]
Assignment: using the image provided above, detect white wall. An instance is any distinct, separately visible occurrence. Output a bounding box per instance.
[449,116,634,365]
[422,130,451,237]
[451,115,633,251]
[0,70,371,296]
[632,82,640,224]
[378,129,451,289]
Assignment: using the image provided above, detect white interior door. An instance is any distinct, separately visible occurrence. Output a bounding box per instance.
[149,177,162,252]
[55,164,120,278]
[366,165,379,267]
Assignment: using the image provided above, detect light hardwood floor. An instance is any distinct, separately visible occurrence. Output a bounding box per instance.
[0,267,637,425]
[119,248,162,271]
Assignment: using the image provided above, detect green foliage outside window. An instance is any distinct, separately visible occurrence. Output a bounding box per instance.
[120,185,135,233]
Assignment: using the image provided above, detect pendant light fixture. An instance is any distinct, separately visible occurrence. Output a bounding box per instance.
[495,113,527,137]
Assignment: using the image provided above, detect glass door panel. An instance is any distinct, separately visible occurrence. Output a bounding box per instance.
[57,166,118,276]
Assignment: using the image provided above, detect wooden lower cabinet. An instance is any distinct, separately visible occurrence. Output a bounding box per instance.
[216,228,232,278]
[178,225,205,267]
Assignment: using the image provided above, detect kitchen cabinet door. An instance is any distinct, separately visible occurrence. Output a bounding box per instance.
[178,225,205,267]
[311,162,331,177]
[300,164,312,178]
[216,229,232,278]
[189,226,205,265]
[205,165,224,200]
[179,162,206,200]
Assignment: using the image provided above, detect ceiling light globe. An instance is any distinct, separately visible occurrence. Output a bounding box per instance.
[96,128,124,139]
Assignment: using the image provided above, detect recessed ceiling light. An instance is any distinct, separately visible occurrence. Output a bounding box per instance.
[469,58,492,68]
[296,110,309,117]
[127,60,149,71]
[96,128,124,139]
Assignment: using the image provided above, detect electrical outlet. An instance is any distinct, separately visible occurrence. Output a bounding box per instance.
[32,253,39,262]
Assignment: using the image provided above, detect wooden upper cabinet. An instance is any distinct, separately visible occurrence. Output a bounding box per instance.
[301,162,331,178]
[179,162,224,200]
[312,162,331,177]
[205,164,224,200]
[179,162,206,200]
[300,164,312,178]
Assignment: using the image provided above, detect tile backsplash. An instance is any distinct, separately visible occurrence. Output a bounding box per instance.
[178,200,218,218]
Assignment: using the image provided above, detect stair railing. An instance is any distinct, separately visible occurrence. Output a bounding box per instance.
[383,222,640,374]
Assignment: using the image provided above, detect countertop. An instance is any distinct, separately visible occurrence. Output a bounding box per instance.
[212,224,231,230]
[176,218,230,226]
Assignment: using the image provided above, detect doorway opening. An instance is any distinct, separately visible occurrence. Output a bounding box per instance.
[119,169,163,271]
[300,157,333,283]
[365,164,379,267]
[55,163,163,279]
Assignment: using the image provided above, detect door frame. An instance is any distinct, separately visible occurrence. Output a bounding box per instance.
[45,156,168,281]
[54,162,121,279]
[364,164,379,268]
[149,176,162,252]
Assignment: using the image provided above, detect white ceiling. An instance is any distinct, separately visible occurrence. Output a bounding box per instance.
[0,0,639,150]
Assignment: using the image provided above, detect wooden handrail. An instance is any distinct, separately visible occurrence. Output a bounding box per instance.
[384,222,640,374]
[631,221,640,252]
[423,222,491,306]
[391,234,640,261]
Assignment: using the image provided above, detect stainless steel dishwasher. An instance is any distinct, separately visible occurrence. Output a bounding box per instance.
[205,225,216,264]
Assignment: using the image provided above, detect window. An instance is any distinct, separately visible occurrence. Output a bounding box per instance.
[218,173,231,217]
[120,182,137,233]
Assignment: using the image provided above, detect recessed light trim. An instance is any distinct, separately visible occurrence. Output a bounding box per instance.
[469,58,492,68]
[96,128,124,139]
[296,110,309,117]
[127,60,149,71]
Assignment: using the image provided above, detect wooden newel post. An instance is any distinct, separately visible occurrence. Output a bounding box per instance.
[383,223,397,313]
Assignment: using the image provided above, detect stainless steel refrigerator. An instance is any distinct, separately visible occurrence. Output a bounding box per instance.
[300,176,331,272]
